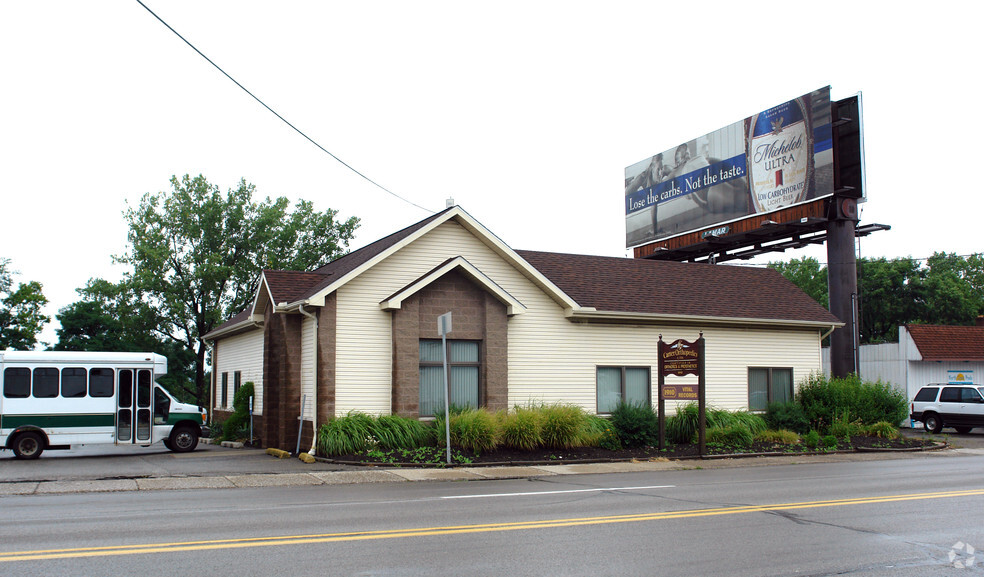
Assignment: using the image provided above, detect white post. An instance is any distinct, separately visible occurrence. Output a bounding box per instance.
[438,312,453,465]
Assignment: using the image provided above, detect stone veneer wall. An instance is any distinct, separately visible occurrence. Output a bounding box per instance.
[390,269,507,417]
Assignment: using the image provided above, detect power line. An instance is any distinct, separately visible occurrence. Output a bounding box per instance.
[135,0,435,214]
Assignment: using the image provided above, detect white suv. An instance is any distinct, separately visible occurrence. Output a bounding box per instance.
[910,384,984,434]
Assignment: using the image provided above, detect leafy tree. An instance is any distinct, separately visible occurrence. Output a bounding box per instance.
[918,253,978,326]
[54,278,198,403]
[773,254,984,345]
[857,257,923,344]
[768,257,828,308]
[115,174,359,406]
[0,258,50,350]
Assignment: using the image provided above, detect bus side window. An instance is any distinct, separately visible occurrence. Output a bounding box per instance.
[154,388,171,424]
[62,368,87,397]
[90,368,114,397]
[3,368,30,398]
[33,368,59,398]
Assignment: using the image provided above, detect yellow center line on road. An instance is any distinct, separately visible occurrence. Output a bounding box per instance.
[3,488,983,563]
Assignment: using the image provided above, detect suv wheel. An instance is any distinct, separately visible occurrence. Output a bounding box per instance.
[954,426,972,434]
[924,413,944,434]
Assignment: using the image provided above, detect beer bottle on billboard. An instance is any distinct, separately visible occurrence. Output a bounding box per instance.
[746,96,813,213]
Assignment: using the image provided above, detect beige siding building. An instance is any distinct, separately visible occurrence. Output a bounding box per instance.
[205,206,841,452]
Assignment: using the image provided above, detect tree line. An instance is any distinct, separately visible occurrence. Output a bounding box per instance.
[2,174,358,406]
[769,253,984,344]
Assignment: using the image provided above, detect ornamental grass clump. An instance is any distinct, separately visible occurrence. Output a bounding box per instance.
[539,403,589,449]
[318,412,375,456]
[706,424,754,449]
[371,414,432,450]
[435,408,499,454]
[499,407,544,451]
[861,421,900,439]
[754,429,800,444]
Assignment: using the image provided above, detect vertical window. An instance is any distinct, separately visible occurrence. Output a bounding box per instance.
[89,368,114,397]
[33,368,59,398]
[62,368,88,398]
[596,366,650,414]
[234,371,242,401]
[419,339,480,417]
[3,368,30,398]
[748,367,793,411]
[221,372,229,408]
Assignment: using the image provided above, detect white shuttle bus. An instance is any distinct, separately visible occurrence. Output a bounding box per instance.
[1,351,208,459]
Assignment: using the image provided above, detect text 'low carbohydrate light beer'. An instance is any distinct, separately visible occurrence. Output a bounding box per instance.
[746,96,814,213]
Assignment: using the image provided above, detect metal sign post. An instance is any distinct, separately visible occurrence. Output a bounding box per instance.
[438,312,452,465]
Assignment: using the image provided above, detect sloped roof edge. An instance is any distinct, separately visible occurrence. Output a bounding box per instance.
[287,206,579,310]
[379,256,527,316]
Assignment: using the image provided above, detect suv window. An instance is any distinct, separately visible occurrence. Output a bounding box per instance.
[960,388,983,403]
[940,387,962,402]
[914,387,939,402]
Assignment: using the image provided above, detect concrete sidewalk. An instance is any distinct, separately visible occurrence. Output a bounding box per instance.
[2,441,976,497]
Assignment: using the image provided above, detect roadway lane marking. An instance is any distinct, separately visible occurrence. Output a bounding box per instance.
[441,485,676,499]
[3,488,983,563]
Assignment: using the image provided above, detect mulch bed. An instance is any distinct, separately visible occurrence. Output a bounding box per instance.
[326,435,943,467]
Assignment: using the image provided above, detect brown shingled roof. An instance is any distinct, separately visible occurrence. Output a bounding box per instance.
[516,250,840,324]
[263,270,329,305]
[906,324,984,361]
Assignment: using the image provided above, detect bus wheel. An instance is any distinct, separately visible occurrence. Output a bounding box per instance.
[13,431,45,460]
[169,425,199,453]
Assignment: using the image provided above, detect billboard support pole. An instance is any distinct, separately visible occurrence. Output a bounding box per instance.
[827,198,860,378]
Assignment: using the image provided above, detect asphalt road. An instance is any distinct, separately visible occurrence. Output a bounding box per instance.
[2,449,984,576]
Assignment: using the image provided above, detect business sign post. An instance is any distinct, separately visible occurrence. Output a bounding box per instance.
[657,333,706,455]
[625,87,834,248]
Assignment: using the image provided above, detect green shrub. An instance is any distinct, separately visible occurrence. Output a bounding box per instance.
[576,415,611,448]
[666,403,699,444]
[539,404,589,449]
[372,414,432,450]
[797,372,907,431]
[803,430,820,449]
[822,435,839,449]
[221,382,255,441]
[499,408,544,451]
[609,402,659,448]
[828,412,862,439]
[765,402,810,433]
[706,424,753,449]
[666,403,767,445]
[862,421,900,439]
[721,410,768,435]
[435,408,499,454]
[318,411,375,456]
[754,429,800,444]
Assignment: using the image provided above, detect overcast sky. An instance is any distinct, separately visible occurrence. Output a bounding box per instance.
[1,1,980,346]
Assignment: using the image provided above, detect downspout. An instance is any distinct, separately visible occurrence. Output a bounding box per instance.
[820,325,837,376]
[298,304,318,455]
[821,324,837,342]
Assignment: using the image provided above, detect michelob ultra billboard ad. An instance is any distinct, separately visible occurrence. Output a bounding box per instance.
[625,86,834,248]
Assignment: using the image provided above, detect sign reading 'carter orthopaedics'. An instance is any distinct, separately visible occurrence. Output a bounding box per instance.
[660,339,701,377]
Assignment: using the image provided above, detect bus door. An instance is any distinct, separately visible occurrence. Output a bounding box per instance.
[116,369,153,444]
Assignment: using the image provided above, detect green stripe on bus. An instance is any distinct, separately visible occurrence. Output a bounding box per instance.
[1,413,116,429]
[167,413,203,426]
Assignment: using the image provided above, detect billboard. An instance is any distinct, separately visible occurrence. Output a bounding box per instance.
[625,87,834,248]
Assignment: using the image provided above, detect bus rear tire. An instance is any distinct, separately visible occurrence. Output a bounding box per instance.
[169,425,199,453]
[12,431,45,460]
